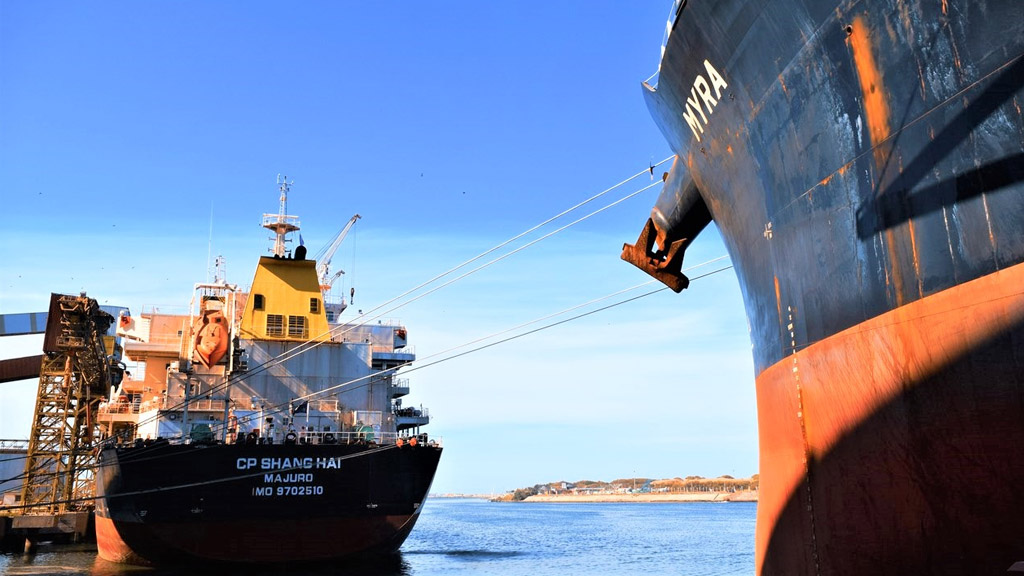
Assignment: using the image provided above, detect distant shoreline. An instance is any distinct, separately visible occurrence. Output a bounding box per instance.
[430,490,759,503]
[512,490,758,503]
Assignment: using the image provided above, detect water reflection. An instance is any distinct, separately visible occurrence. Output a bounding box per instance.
[1,546,413,576]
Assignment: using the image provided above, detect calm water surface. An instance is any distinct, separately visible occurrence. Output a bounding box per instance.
[1,499,756,576]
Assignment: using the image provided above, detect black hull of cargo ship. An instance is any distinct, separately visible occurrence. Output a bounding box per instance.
[632,0,1024,574]
[94,442,441,565]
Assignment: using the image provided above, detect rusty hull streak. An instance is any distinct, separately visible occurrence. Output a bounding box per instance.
[847,16,892,165]
[847,15,910,307]
[774,275,783,339]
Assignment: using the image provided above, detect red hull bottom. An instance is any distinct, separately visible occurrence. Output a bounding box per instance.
[756,262,1024,575]
[95,514,150,565]
[95,511,418,565]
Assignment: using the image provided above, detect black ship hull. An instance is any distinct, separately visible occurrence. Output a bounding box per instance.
[628,0,1024,574]
[95,441,441,565]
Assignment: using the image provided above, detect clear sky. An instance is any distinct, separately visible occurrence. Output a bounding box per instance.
[0,2,757,494]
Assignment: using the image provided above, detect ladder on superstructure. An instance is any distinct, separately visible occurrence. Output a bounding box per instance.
[19,294,114,514]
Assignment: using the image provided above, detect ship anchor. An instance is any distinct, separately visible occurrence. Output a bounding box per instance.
[620,218,690,292]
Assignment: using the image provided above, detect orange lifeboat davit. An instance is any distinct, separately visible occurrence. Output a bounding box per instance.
[193,309,229,368]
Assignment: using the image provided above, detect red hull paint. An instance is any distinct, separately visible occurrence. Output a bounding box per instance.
[756,262,1024,575]
[96,510,418,564]
[95,514,151,565]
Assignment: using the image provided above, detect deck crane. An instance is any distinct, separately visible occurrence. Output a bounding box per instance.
[313,214,360,321]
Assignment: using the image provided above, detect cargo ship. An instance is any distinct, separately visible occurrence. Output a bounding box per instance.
[622,1,1024,574]
[94,179,441,564]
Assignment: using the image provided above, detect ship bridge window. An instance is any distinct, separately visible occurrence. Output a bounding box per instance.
[266,314,284,337]
[309,298,320,314]
[288,315,308,339]
[253,294,265,310]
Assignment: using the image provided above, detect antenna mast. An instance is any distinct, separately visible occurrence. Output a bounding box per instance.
[261,175,300,257]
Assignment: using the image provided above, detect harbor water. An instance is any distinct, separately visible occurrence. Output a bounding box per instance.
[0,498,756,576]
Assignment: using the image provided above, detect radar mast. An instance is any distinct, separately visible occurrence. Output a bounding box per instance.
[261,175,300,257]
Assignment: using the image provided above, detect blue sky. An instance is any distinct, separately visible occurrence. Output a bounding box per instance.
[0,2,757,494]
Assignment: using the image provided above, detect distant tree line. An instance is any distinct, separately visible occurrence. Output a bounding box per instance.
[650,474,759,493]
[511,486,539,501]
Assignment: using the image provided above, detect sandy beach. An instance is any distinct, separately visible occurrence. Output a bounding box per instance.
[517,490,758,503]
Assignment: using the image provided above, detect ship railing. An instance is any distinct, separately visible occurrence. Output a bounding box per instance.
[180,398,227,412]
[393,432,440,447]
[0,439,29,451]
[360,318,403,327]
[137,304,190,316]
[293,430,441,447]
[394,406,429,418]
[646,0,687,89]
[120,365,147,384]
[330,318,403,333]
[372,344,415,355]
[152,431,443,449]
[100,399,142,415]
[390,378,411,395]
[261,214,300,229]
[100,396,167,416]
[310,399,338,412]
[135,333,183,346]
[645,70,661,88]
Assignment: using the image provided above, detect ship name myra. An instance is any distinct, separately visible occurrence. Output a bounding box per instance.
[682,59,728,143]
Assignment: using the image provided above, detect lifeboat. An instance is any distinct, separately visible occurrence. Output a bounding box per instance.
[192,309,229,368]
